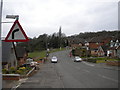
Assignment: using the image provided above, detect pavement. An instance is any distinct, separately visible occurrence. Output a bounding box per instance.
[16,61,63,88]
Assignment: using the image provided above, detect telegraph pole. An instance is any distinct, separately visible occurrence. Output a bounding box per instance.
[0,0,3,89]
[59,26,61,50]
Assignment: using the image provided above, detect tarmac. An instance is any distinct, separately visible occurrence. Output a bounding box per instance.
[2,61,120,89]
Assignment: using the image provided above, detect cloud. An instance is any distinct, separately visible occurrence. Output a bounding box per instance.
[2,0,119,38]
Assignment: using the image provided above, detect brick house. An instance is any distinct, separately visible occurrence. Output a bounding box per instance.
[86,37,104,56]
[107,39,120,58]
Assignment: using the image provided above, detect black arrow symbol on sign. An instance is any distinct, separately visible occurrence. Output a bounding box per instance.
[12,29,19,39]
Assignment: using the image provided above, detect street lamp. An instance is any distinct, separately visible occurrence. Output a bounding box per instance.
[1,15,19,24]
[6,15,19,20]
[5,14,19,68]
[0,0,3,89]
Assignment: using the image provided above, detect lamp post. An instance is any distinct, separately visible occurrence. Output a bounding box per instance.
[5,15,19,68]
[0,0,3,89]
[6,15,19,20]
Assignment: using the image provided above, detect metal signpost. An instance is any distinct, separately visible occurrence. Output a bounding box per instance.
[4,19,29,65]
[0,0,3,89]
[0,0,28,89]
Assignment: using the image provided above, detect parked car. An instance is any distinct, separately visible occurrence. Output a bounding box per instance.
[51,56,58,63]
[26,58,34,65]
[74,56,82,62]
[30,61,38,67]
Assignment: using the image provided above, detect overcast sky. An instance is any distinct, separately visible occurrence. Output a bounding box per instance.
[1,0,119,38]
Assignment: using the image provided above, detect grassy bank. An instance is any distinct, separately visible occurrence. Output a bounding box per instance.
[28,48,65,60]
[86,57,120,63]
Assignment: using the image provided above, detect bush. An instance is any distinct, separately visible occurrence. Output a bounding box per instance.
[19,67,26,71]
[9,67,16,74]
[2,69,8,74]
[15,70,23,74]
[87,59,97,63]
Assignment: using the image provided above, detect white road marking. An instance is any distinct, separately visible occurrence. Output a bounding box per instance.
[98,74,118,83]
[11,78,28,90]
[82,61,95,67]
[83,69,90,73]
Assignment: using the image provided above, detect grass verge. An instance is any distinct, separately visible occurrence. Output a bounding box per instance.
[28,48,65,61]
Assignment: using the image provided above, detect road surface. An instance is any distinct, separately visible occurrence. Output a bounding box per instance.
[17,50,119,88]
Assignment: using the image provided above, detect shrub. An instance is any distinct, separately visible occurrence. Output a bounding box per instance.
[19,67,26,71]
[87,59,97,63]
[15,70,23,74]
[2,69,8,74]
[9,67,16,74]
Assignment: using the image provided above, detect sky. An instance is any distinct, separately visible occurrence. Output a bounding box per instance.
[1,0,119,38]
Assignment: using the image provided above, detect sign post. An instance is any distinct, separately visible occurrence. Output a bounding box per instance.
[0,0,3,89]
[4,19,29,74]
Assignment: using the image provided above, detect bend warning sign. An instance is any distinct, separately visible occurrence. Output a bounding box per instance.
[5,20,29,42]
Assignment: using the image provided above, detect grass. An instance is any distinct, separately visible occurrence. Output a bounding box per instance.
[90,57,120,63]
[28,51,46,58]
[49,48,65,53]
[28,48,65,61]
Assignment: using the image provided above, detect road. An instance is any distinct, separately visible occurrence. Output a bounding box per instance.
[17,50,119,88]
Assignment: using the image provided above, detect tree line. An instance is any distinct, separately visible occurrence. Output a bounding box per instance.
[17,30,120,52]
[17,33,68,52]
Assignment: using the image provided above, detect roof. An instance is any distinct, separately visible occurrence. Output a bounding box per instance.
[101,45,109,52]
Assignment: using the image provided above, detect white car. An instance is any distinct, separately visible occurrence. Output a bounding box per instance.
[30,61,38,67]
[74,56,82,62]
[51,56,58,63]
[26,58,33,65]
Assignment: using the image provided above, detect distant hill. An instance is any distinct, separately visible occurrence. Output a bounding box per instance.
[17,30,120,52]
[67,30,120,43]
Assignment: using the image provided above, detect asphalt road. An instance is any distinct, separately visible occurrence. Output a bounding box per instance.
[17,50,119,88]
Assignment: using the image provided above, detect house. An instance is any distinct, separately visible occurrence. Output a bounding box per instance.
[107,38,120,58]
[16,46,28,66]
[100,45,109,56]
[110,39,120,48]
[107,47,117,57]
[116,46,120,58]
[68,37,85,48]
[86,37,104,56]
[85,37,118,57]
[107,46,120,58]
[97,46,105,57]
[2,41,17,69]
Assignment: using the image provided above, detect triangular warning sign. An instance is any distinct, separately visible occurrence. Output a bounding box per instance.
[5,20,29,42]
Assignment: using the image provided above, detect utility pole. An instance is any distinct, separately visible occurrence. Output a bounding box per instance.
[0,0,3,89]
[59,26,61,50]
